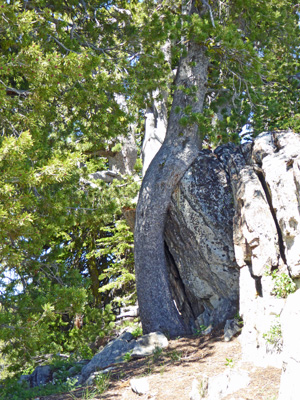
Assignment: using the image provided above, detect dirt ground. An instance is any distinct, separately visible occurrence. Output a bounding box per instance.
[40,330,281,400]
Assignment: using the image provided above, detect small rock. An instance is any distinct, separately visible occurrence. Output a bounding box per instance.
[119,331,134,342]
[224,319,240,342]
[80,334,135,383]
[130,377,149,395]
[27,365,52,388]
[202,325,213,336]
[86,374,97,386]
[85,367,114,386]
[131,331,168,358]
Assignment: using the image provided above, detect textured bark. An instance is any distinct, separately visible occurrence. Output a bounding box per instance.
[134,27,209,335]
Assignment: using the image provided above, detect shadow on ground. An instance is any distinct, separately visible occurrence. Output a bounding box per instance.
[40,330,281,400]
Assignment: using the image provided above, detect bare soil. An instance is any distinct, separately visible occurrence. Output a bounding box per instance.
[40,330,281,400]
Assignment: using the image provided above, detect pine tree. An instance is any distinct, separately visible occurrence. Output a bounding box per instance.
[0,0,299,372]
[0,0,141,372]
[134,0,300,335]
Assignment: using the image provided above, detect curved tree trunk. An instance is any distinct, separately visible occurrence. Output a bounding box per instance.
[134,29,209,336]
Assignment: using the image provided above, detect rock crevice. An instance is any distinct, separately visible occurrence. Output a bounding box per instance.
[165,148,239,330]
[253,165,287,268]
[164,131,300,371]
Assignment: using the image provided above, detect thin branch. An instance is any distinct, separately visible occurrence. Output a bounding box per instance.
[0,79,31,97]
[79,0,88,12]
[2,118,20,137]
[206,88,230,93]
[49,35,80,54]
[201,0,215,28]
[70,23,76,39]
[40,263,64,286]
[67,207,98,211]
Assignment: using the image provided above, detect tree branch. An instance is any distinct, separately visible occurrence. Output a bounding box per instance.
[201,0,215,28]
[48,35,80,54]
[0,80,31,98]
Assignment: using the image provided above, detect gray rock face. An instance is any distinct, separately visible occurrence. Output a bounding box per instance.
[232,132,300,367]
[165,149,239,329]
[252,131,300,277]
[224,319,241,342]
[29,365,52,388]
[80,332,135,383]
[80,331,168,384]
[166,131,300,367]
[278,289,300,400]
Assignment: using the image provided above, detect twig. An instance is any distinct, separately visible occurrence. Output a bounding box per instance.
[201,0,215,28]
[49,35,80,54]
[0,79,31,97]
[67,207,98,211]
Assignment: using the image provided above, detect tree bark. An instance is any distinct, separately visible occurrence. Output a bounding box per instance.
[134,28,209,336]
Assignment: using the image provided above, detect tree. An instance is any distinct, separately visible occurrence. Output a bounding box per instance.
[0,0,142,372]
[134,0,300,335]
[0,0,299,372]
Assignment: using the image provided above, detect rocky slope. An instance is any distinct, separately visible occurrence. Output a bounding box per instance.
[39,330,281,400]
[164,131,300,398]
[7,131,300,399]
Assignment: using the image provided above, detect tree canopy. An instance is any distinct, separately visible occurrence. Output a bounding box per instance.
[0,0,143,372]
[0,0,299,375]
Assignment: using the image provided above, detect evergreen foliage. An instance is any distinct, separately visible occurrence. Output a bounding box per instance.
[0,0,142,374]
[0,0,299,378]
